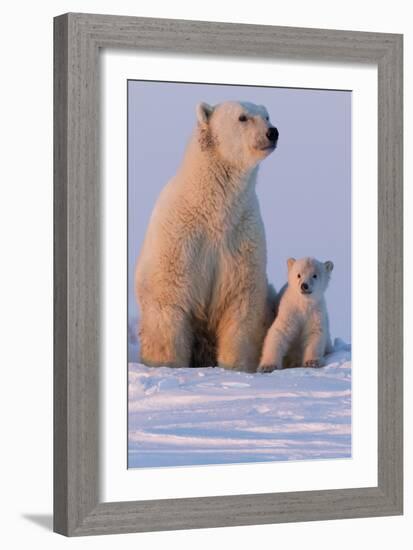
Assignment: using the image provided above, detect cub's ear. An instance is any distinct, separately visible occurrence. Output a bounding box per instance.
[196,102,214,125]
[287,257,296,270]
[324,260,334,272]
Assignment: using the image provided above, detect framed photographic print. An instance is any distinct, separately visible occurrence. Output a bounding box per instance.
[54,13,403,536]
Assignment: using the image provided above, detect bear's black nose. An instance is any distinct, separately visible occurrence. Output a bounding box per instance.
[301,283,309,291]
[266,127,279,142]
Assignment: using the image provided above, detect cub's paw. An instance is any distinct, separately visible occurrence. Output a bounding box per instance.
[304,359,322,368]
[258,364,279,373]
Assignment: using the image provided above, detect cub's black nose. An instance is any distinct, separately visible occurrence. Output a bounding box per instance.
[301,283,309,291]
[266,127,279,142]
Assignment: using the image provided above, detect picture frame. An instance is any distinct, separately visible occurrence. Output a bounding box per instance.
[53,12,403,536]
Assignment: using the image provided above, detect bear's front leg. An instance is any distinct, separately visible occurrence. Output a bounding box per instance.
[216,318,261,372]
[138,305,192,368]
[258,319,294,373]
[302,331,326,368]
[216,297,267,372]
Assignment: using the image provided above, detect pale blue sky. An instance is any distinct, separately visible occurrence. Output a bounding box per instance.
[128,80,351,343]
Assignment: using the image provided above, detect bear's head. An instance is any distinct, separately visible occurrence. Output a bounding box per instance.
[196,101,278,170]
[287,257,334,299]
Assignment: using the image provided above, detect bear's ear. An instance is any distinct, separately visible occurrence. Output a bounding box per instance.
[324,260,334,272]
[196,102,214,125]
[287,257,296,270]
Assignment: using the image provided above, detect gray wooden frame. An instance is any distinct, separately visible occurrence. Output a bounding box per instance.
[54,12,403,537]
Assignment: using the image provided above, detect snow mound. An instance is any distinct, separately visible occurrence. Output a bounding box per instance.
[128,340,351,468]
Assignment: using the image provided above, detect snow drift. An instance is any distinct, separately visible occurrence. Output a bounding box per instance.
[128,339,351,468]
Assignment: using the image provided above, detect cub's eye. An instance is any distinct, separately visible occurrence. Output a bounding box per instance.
[313,274,318,279]
[297,274,301,279]
[239,114,247,122]
[265,115,269,121]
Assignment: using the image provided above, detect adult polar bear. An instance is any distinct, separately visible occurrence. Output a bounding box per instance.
[135,100,278,371]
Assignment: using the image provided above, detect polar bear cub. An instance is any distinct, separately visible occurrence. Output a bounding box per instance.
[258,257,334,372]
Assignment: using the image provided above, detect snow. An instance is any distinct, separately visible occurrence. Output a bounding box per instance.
[128,339,351,468]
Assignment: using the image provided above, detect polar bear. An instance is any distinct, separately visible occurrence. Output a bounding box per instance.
[258,257,334,372]
[135,100,279,371]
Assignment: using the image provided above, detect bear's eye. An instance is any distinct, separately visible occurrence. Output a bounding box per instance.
[313,274,317,279]
[239,114,248,122]
[297,274,301,279]
[265,116,269,121]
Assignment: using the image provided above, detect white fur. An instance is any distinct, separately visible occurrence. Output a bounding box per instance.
[135,101,277,370]
[258,257,334,372]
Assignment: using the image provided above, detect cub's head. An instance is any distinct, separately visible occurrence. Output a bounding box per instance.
[287,257,334,299]
[196,101,278,169]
